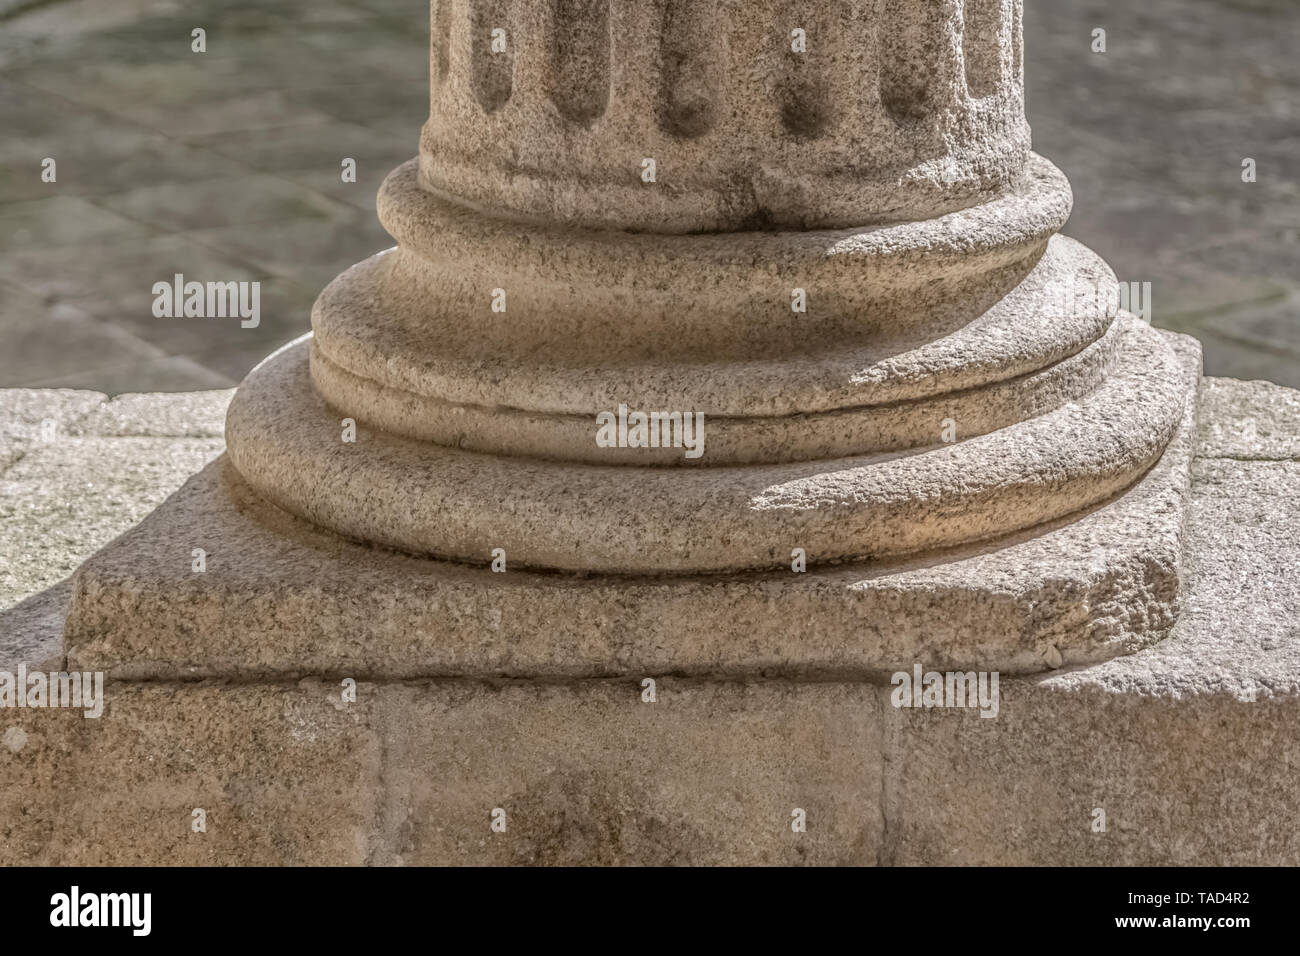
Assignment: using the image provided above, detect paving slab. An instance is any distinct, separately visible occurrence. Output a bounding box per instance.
[66,388,233,438]
[0,386,105,472]
[1197,376,1300,460]
[0,285,171,388]
[0,435,223,671]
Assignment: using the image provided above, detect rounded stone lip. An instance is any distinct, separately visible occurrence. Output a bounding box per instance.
[416,126,1033,234]
[382,152,1071,279]
[312,233,1115,420]
[308,316,1122,466]
[226,316,1187,575]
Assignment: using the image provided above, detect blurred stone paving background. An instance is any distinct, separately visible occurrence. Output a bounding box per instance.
[0,0,1296,392]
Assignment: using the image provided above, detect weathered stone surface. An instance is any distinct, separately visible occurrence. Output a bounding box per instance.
[883,688,1300,866]
[1197,376,1300,460]
[370,679,880,866]
[202,1,1195,665]
[336,156,1073,387]
[0,703,84,864]
[1,436,222,601]
[0,387,104,472]
[420,0,1029,232]
[0,435,222,672]
[883,422,1300,865]
[228,321,1193,575]
[3,0,1296,868]
[1,675,876,866]
[308,232,1123,464]
[66,389,233,438]
[0,680,382,866]
[0,581,70,673]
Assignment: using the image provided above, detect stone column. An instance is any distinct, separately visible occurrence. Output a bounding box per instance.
[46,1,1298,870]
[211,0,1193,668]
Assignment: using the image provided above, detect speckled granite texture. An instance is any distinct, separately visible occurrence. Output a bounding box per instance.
[2,0,1295,866]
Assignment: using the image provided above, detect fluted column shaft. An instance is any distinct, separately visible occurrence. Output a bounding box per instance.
[422,0,1028,231]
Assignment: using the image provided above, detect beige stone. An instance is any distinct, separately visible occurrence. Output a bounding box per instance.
[65,389,233,439]
[66,332,1200,680]
[228,317,1192,574]
[1,680,381,866]
[3,0,1291,868]
[205,1,1196,654]
[1196,376,1300,460]
[72,0,1202,668]
[883,454,1300,866]
[0,378,1296,865]
[0,387,105,472]
[421,0,1029,232]
[370,679,880,866]
[1,435,223,673]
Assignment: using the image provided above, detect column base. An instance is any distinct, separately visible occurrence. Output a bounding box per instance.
[64,332,1201,681]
